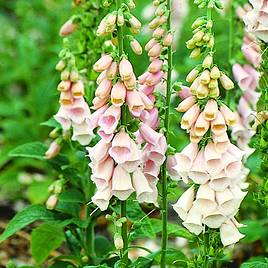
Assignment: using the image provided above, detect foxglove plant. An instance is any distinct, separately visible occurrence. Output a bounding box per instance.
[169,1,247,264]
[85,0,166,265]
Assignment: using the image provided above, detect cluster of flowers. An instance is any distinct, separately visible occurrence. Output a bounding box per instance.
[186,17,215,59]
[86,6,166,210]
[243,0,268,43]
[170,91,247,245]
[231,4,261,157]
[169,12,246,245]
[186,55,234,99]
[53,55,93,146]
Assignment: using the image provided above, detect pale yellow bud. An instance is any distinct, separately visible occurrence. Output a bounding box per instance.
[186,68,199,83]
[200,70,211,84]
[219,73,234,90]
[192,31,205,42]
[190,48,201,59]
[208,79,218,89]
[114,233,124,250]
[196,83,209,99]
[202,55,213,69]
[209,86,220,98]
[130,39,143,55]
[163,33,173,46]
[186,39,196,49]
[210,66,221,79]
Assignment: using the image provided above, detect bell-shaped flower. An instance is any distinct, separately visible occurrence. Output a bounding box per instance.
[194,112,210,137]
[87,104,108,129]
[204,142,223,175]
[111,81,126,107]
[182,204,203,235]
[132,168,154,203]
[181,104,200,130]
[211,111,227,136]
[139,123,163,146]
[91,156,114,190]
[173,185,195,221]
[98,105,121,134]
[72,121,94,145]
[202,209,226,228]
[216,188,237,216]
[188,150,210,184]
[194,184,217,214]
[212,132,230,154]
[86,139,111,163]
[92,184,112,211]
[126,90,145,117]
[112,165,134,200]
[209,170,231,192]
[109,129,132,164]
[220,220,245,246]
[54,106,71,130]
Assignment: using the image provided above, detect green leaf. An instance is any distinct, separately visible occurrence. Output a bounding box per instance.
[154,248,188,267]
[26,180,52,204]
[241,259,268,268]
[41,117,61,128]
[150,218,192,239]
[31,223,65,264]
[9,142,47,160]
[240,220,268,243]
[0,204,56,242]
[59,189,85,203]
[94,235,113,257]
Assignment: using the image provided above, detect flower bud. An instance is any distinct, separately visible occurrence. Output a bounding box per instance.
[155,3,166,16]
[153,27,165,39]
[55,60,66,71]
[106,61,118,80]
[111,81,127,106]
[71,80,84,97]
[117,9,125,26]
[93,55,113,72]
[158,15,167,24]
[191,18,206,29]
[130,39,143,55]
[200,70,211,84]
[114,233,124,250]
[203,33,210,42]
[149,17,160,29]
[220,104,236,126]
[186,39,196,49]
[45,141,61,159]
[196,83,209,99]
[61,69,70,81]
[97,20,108,36]
[145,38,157,51]
[206,19,213,28]
[49,128,60,139]
[189,77,200,94]
[163,33,174,46]
[209,86,220,98]
[202,55,213,69]
[210,66,221,79]
[127,0,136,9]
[59,19,77,36]
[54,180,64,194]
[219,73,234,90]
[106,12,117,28]
[208,36,215,48]
[148,59,163,73]
[46,194,58,210]
[70,69,79,82]
[60,91,73,105]
[119,59,134,81]
[208,79,218,89]
[124,74,136,90]
[186,68,199,83]
[193,30,204,42]
[148,43,162,58]
[190,48,201,59]
[129,15,141,30]
[57,80,71,92]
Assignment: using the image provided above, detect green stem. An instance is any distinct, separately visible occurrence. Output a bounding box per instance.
[86,220,95,257]
[116,0,128,266]
[160,0,172,267]
[226,0,233,106]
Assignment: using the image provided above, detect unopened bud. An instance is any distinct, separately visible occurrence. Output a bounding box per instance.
[70,69,79,82]
[163,33,173,46]
[61,69,70,81]
[206,20,213,29]
[219,73,234,90]
[46,194,58,210]
[190,48,201,59]
[207,36,215,48]
[148,43,162,58]
[59,19,77,36]
[129,15,141,29]
[117,9,125,26]
[191,18,206,29]
[208,79,218,89]
[209,86,220,98]
[45,141,61,159]
[56,60,66,71]
[57,80,71,92]
[200,70,211,84]
[60,91,73,105]
[119,59,134,81]
[202,55,213,69]
[196,83,209,99]
[97,20,108,37]
[210,66,221,79]
[106,61,118,80]
[130,39,143,55]
[193,30,204,42]
[54,180,64,194]
[153,27,165,39]
[71,80,84,97]
[155,2,166,16]
[203,33,210,42]
[93,54,113,72]
[186,39,196,49]
[114,233,124,250]
[126,0,136,9]
[49,128,60,139]
[186,68,199,83]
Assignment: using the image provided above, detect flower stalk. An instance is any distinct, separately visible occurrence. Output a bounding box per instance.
[160,0,172,266]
